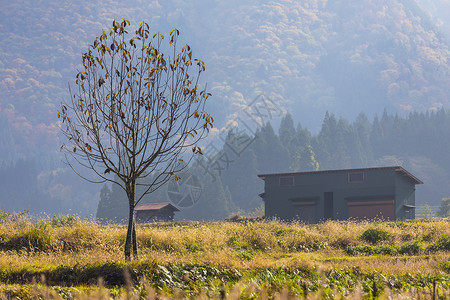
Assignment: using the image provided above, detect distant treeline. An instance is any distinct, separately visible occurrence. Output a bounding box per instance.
[0,158,100,216]
[97,109,450,221]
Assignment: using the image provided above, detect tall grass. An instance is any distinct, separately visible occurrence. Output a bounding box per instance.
[1,216,450,268]
[0,213,449,298]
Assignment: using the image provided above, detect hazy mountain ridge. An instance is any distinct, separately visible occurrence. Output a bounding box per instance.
[1,0,449,149]
[415,0,450,42]
[1,0,450,216]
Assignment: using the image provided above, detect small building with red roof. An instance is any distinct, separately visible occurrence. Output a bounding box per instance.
[135,203,179,223]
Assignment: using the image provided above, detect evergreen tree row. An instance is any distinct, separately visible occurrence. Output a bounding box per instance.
[97,109,450,221]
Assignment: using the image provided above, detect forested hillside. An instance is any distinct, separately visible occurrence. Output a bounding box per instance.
[1,0,449,155]
[416,0,450,42]
[1,0,450,217]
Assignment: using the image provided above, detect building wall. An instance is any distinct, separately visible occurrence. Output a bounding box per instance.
[135,209,175,223]
[264,169,413,222]
[395,173,416,220]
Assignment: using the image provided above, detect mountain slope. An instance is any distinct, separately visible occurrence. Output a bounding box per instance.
[1,1,449,146]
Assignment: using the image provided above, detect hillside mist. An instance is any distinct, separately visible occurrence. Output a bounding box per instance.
[0,0,449,217]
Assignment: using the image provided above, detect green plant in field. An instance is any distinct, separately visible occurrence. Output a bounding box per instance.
[23,224,54,250]
[398,240,423,255]
[347,245,375,256]
[49,214,80,227]
[0,222,56,251]
[326,269,358,293]
[274,227,295,237]
[235,250,254,261]
[442,261,450,273]
[362,272,385,298]
[185,242,203,253]
[361,228,391,245]
[0,233,9,245]
[427,234,450,252]
[0,210,9,221]
[377,245,397,255]
[0,210,29,224]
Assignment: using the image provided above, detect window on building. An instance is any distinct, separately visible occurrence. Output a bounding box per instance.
[279,176,294,186]
[348,172,364,183]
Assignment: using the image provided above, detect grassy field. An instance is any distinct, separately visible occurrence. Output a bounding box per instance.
[0,212,449,299]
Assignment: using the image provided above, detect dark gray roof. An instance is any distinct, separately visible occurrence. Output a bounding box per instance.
[257,166,423,185]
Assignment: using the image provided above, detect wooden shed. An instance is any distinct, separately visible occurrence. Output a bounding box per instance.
[135,203,179,223]
[258,166,422,223]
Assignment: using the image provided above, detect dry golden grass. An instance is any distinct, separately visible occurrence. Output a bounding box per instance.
[0,216,449,299]
[1,218,449,271]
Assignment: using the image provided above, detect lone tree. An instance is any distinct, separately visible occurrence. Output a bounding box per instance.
[59,19,213,261]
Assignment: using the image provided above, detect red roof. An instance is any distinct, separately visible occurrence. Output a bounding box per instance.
[135,203,179,211]
[257,166,423,185]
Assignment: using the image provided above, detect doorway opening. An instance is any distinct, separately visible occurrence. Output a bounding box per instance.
[324,192,333,220]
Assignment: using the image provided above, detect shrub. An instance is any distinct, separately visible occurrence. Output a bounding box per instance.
[49,214,80,227]
[20,222,55,250]
[0,222,56,251]
[442,261,450,273]
[0,226,54,250]
[235,250,254,261]
[398,240,423,255]
[346,245,375,256]
[376,245,397,255]
[361,228,391,245]
[0,233,9,245]
[185,242,204,252]
[0,210,9,221]
[427,234,450,252]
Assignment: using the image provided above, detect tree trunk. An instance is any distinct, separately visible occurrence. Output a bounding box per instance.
[124,201,134,261]
[132,217,138,259]
[124,180,137,261]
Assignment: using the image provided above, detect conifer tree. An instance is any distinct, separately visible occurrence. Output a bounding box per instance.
[96,184,113,223]
[221,130,261,212]
[253,122,290,173]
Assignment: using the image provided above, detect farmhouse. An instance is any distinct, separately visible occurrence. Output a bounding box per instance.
[258,166,422,223]
[135,203,179,223]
